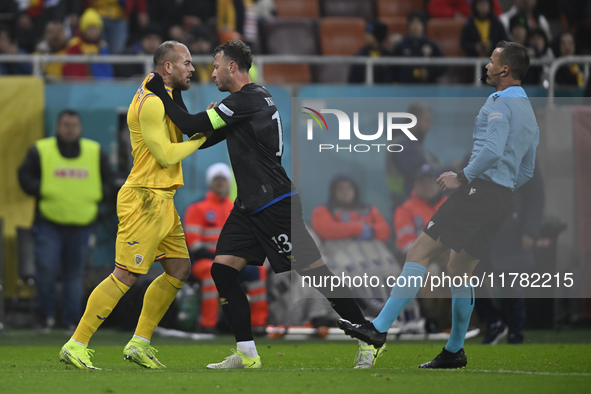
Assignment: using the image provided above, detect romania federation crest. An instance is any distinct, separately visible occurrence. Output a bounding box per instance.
[134,254,144,265]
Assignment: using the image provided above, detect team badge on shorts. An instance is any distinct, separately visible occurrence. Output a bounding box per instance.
[134,254,144,265]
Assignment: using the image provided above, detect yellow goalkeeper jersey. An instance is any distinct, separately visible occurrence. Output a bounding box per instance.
[125,74,206,193]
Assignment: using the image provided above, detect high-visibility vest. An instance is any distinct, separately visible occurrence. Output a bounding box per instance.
[37,137,102,225]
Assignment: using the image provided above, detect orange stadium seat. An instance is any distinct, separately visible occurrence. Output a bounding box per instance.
[264,19,318,55]
[427,18,466,57]
[321,0,375,22]
[263,19,319,84]
[275,0,320,18]
[317,17,366,83]
[377,0,424,18]
[318,17,366,56]
[380,16,408,36]
[263,64,313,83]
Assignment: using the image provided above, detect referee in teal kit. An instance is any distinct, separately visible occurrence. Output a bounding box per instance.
[338,41,539,369]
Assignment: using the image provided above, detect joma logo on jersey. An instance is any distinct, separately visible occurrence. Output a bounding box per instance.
[302,108,418,153]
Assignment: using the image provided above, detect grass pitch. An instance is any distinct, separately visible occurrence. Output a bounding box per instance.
[0,329,590,394]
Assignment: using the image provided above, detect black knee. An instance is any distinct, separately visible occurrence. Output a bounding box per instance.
[211,262,239,284]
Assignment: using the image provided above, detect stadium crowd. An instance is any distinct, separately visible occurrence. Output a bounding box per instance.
[0,0,589,86]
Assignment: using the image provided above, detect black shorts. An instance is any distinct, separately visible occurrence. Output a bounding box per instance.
[215,193,321,273]
[423,178,513,259]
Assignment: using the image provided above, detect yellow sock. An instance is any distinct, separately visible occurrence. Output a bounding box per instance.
[73,274,130,345]
[135,273,184,340]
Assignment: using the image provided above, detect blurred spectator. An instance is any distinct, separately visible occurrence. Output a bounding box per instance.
[311,174,390,242]
[428,0,503,19]
[187,25,216,83]
[523,27,554,85]
[508,13,529,46]
[558,0,591,55]
[529,27,553,60]
[386,102,444,210]
[165,0,217,45]
[349,21,392,84]
[184,163,268,334]
[63,8,114,80]
[391,11,446,84]
[460,0,508,57]
[475,163,544,345]
[500,0,552,42]
[0,23,32,75]
[17,109,115,334]
[394,165,447,255]
[552,31,584,87]
[35,21,69,80]
[115,23,163,78]
[88,0,148,54]
[16,0,83,53]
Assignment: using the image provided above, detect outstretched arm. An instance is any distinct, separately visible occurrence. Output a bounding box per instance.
[146,73,227,136]
[140,96,207,168]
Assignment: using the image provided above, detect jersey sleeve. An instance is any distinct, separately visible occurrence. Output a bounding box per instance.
[213,91,257,127]
[463,99,512,181]
[139,96,207,168]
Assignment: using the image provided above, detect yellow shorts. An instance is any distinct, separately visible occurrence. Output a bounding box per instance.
[115,187,189,274]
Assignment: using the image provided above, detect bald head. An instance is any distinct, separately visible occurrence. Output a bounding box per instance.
[153,40,187,68]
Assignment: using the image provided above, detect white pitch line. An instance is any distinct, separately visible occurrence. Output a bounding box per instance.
[48,367,591,376]
[470,369,591,377]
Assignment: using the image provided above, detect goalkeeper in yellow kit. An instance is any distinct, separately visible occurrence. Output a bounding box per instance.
[60,41,208,370]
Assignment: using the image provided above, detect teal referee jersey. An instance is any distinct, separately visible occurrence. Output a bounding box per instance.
[463,85,539,190]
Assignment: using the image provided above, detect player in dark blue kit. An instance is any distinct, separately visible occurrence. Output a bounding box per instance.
[338,41,539,369]
[146,40,383,369]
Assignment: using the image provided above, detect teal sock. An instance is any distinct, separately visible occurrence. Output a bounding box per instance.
[372,262,426,333]
[445,284,474,353]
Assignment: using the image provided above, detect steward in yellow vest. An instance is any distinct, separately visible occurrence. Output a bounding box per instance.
[18,110,115,226]
[17,109,115,333]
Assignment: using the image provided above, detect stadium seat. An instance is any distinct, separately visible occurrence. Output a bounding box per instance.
[275,0,320,18]
[321,0,375,22]
[317,17,366,83]
[427,18,466,57]
[263,64,312,83]
[262,18,318,84]
[377,0,425,18]
[318,17,366,56]
[426,18,471,83]
[263,19,318,55]
[380,16,408,36]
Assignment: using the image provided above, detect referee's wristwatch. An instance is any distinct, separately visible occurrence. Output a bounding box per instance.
[456,170,470,185]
